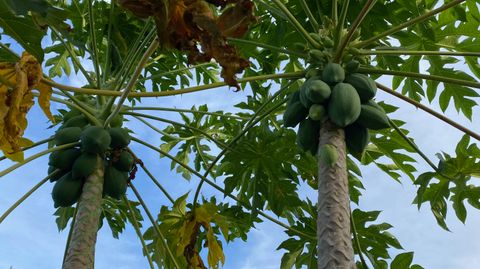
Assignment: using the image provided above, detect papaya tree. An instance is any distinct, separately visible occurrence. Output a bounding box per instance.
[1,0,480,268]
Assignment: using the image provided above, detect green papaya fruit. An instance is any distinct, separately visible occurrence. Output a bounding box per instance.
[80,126,111,154]
[344,73,377,102]
[318,144,339,167]
[113,150,135,172]
[63,115,89,129]
[296,118,321,155]
[63,109,82,123]
[309,49,326,62]
[309,33,323,45]
[52,172,83,208]
[48,166,66,182]
[308,104,326,121]
[356,101,390,130]
[327,83,361,127]
[71,153,98,179]
[322,63,345,85]
[345,123,370,154]
[48,148,81,170]
[109,128,131,149]
[322,37,334,48]
[306,79,331,104]
[284,98,309,128]
[299,76,323,108]
[103,165,128,200]
[305,68,323,79]
[345,60,360,73]
[54,127,82,146]
[110,114,124,128]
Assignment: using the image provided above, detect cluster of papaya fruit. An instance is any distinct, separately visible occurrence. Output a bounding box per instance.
[48,111,133,208]
[283,62,390,156]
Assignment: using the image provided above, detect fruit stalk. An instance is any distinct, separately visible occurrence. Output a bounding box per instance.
[63,156,104,269]
[317,121,355,269]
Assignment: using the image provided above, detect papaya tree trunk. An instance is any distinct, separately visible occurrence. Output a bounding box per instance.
[317,121,355,269]
[63,157,104,269]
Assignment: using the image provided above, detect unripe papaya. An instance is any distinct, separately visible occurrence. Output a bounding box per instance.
[327,83,361,127]
[49,148,81,170]
[52,172,83,208]
[110,114,124,128]
[345,60,360,73]
[54,127,82,146]
[63,115,89,129]
[344,73,377,102]
[113,150,134,172]
[296,118,321,155]
[283,99,308,128]
[109,128,131,149]
[80,126,111,154]
[103,165,128,200]
[48,166,66,182]
[71,153,98,179]
[63,109,82,123]
[309,49,326,62]
[309,104,326,121]
[305,68,323,79]
[356,101,390,130]
[322,63,345,85]
[322,37,334,48]
[306,79,331,104]
[345,123,370,154]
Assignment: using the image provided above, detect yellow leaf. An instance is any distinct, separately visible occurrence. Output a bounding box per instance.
[0,52,49,161]
[35,81,54,121]
[206,228,225,269]
[2,137,33,162]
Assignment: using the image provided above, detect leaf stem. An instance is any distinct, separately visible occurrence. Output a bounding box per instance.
[125,106,248,120]
[62,206,78,265]
[332,0,338,24]
[124,112,231,150]
[298,0,319,30]
[355,0,466,48]
[38,93,101,126]
[350,213,369,269]
[358,50,480,57]
[139,62,216,82]
[42,71,305,97]
[333,0,375,63]
[0,137,53,162]
[102,1,116,85]
[0,142,78,178]
[377,83,480,141]
[123,196,155,269]
[131,137,315,240]
[271,0,322,48]
[388,119,438,173]
[0,170,57,224]
[104,40,159,126]
[227,38,307,58]
[359,67,480,89]
[129,183,181,268]
[132,116,184,140]
[127,149,175,204]
[87,0,102,90]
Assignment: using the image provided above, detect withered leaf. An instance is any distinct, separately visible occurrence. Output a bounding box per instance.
[0,52,53,161]
[120,0,256,90]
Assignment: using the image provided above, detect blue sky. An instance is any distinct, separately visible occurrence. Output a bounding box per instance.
[1,40,480,268]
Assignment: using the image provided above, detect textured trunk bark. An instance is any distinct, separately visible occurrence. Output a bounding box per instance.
[317,121,355,269]
[63,157,104,269]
